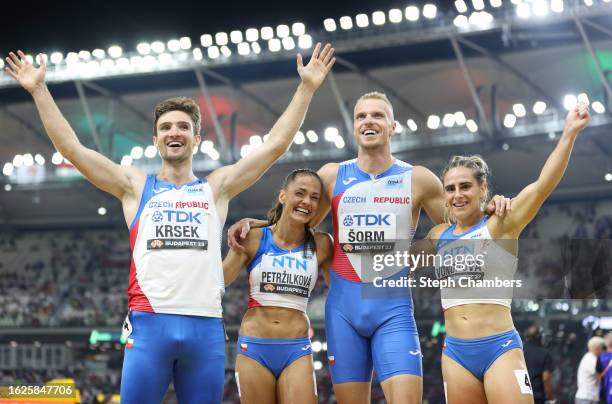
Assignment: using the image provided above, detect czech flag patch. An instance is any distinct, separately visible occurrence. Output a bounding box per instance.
[240,343,248,352]
[328,356,335,365]
[126,338,134,349]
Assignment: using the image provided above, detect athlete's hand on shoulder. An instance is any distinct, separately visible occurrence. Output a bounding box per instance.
[485,195,512,217]
[228,218,268,251]
[5,51,46,94]
[297,42,335,91]
[564,102,590,136]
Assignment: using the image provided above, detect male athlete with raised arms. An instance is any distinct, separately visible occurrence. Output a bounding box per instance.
[229,92,509,404]
[5,43,335,403]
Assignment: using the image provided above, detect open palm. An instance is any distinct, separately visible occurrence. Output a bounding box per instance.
[297,43,335,91]
[5,51,47,94]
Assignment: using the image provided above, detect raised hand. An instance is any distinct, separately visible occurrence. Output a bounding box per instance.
[5,51,47,94]
[296,42,335,91]
[564,102,590,136]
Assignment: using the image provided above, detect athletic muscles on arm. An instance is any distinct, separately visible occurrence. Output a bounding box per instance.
[207,43,335,220]
[5,51,146,225]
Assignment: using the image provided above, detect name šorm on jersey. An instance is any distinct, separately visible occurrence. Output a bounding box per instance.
[128,176,225,317]
[246,227,318,313]
[435,217,518,310]
[332,159,414,282]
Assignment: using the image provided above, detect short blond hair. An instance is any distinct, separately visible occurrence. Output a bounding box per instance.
[356,91,393,111]
[588,336,605,351]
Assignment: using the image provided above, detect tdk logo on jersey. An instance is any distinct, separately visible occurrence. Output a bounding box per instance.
[162,210,202,223]
[344,214,391,226]
[385,177,403,189]
[272,256,308,271]
[152,211,163,223]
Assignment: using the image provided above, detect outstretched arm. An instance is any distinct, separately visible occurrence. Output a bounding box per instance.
[209,43,336,200]
[498,103,590,238]
[4,51,142,201]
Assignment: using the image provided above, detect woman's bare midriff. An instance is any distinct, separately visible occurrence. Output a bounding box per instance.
[239,306,310,339]
[444,304,514,339]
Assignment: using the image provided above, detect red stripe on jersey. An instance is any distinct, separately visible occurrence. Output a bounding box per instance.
[127,218,153,312]
[248,297,262,308]
[331,192,361,282]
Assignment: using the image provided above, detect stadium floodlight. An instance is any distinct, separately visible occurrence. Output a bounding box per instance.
[51,152,63,165]
[502,143,510,151]
[251,42,262,54]
[78,50,91,60]
[372,11,386,26]
[427,115,440,130]
[513,103,527,118]
[454,111,467,126]
[245,28,259,42]
[220,46,232,57]
[144,145,157,158]
[516,3,531,19]
[292,22,306,36]
[389,8,403,23]
[192,48,203,61]
[339,16,353,30]
[306,130,319,142]
[469,11,493,26]
[510,0,521,4]
[179,37,191,50]
[65,52,79,65]
[455,0,468,13]
[605,173,612,182]
[282,37,295,50]
[442,113,456,127]
[466,119,478,133]
[532,0,549,17]
[298,35,313,49]
[324,127,339,141]
[142,55,156,69]
[98,207,107,216]
[34,154,45,165]
[592,101,605,114]
[207,46,220,59]
[472,0,485,11]
[454,15,469,28]
[276,24,290,38]
[215,32,228,46]
[550,0,564,12]
[24,54,34,65]
[334,136,346,149]
[249,135,263,147]
[503,114,517,128]
[92,49,105,59]
[294,131,306,145]
[150,41,165,53]
[577,93,590,105]
[237,42,251,55]
[12,155,24,167]
[4,184,11,191]
[230,30,243,44]
[128,56,142,68]
[2,163,14,176]
[131,146,144,160]
[269,39,282,52]
[137,42,151,55]
[407,119,418,131]
[240,145,252,158]
[167,39,181,52]
[356,14,369,28]
[405,6,420,21]
[394,121,403,134]
[261,26,274,40]
[323,18,337,32]
[312,341,322,352]
[116,57,130,69]
[200,34,213,47]
[563,94,577,110]
[263,134,270,142]
[533,101,547,114]
[50,52,63,64]
[314,361,323,370]
[584,0,593,6]
[208,149,220,161]
[489,0,502,7]
[423,4,437,19]
[108,45,122,58]
[120,155,133,166]
[200,141,214,154]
